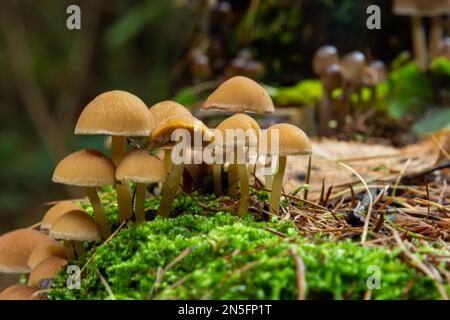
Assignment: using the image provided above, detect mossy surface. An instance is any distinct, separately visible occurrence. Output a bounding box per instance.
[50,188,449,300]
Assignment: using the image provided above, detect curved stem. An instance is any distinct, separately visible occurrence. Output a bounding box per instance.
[429,16,442,58]
[264,156,273,196]
[411,16,427,71]
[111,136,126,165]
[228,145,239,196]
[64,240,75,260]
[269,155,287,215]
[237,162,249,217]
[85,187,111,239]
[303,153,312,200]
[213,164,222,196]
[164,148,172,172]
[157,160,185,218]
[135,182,146,223]
[74,241,85,257]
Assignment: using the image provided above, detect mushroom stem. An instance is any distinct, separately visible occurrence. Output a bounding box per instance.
[269,155,287,215]
[303,153,312,200]
[84,187,111,239]
[411,16,428,71]
[264,155,273,196]
[213,164,222,196]
[63,241,75,260]
[228,145,239,196]
[157,162,185,218]
[111,136,133,223]
[164,149,172,172]
[74,241,85,257]
[318,91,331,136]
[135,182,146,223]
[237,162,249,217]
[429,16,442,58]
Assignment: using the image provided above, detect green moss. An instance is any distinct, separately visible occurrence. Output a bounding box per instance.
[49,190,448,300]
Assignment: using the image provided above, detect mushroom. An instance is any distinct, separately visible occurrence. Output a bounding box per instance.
[312,45,339,76]
[203,76,274,196]
[215,114,260,216]
[318,63,343,135]
[116,150,166,223]
[40,201,83,233]
[340,51,366,112]
[150,115,213,218]
[264,124,311,215]
[393,0,450,70]
[362,60,388,105]
[75,90,155,222]
[27,240,66,269]
[148,100,192,171]
[0,284,39,300]
[49,209,101,259]
[52,149,115,239]
[28,257,68,288]
[0,229,52,274]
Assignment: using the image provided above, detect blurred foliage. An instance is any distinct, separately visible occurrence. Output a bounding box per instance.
[269,80,322,106]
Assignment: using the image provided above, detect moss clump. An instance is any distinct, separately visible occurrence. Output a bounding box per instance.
[49,191,448,300]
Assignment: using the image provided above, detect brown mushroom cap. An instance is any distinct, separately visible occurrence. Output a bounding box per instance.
[341,51,366,83]
[264,123,311,156]
[0,229,52,273]
[116,150,166,184]
[203,76,275,114]
[148,101,192,127]
[27,240,66,269]
[49,210,101,242]
[215,113,261,148]
[313,45,339,75]
[75,90,155,136]
[320,64,343,92]
[40,201,83,232]
[393,0,450,16]
[369,60,388,83]
[28,257,68,288]
[52,149,115,187]
[0,284,38,300]
[150,115,214,147]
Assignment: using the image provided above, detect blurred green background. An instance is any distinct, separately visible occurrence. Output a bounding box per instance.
[0,0,448,240]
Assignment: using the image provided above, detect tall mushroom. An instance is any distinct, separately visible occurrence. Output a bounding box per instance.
[319,64,343,134]
[75,90,155,222]
[0,229,52,274]
[116,150,166,223]
[215,113,260,216]
[52,149,115,239]
[263,124,311,215]
[150,115,213,218]
[203,76,274,196]
[49,210,101,258]
[340,51,366,113]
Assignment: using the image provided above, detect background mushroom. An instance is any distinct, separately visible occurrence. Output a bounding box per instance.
[49,209,101,258]
[116,150,166,223]
[215,113,260,216]
[75,90,155,222]
[0,229,52,274]
[340,51,366,113]
[319,63,343,135]
[52,149,115,239]
[263,124,311,215]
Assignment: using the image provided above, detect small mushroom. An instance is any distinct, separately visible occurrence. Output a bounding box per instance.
[150,115,213,218]
[203,76,274,196]
[28,257,68,288]
[52,149,115,239]
[0,284,39,300]
[341,51,366,111]
[40,201,83,233]
[49,209,101,259]
[215,114,260,216]
[264,124,311,215]
[116,150,166,223]
[318,63,343,135]
[27,240,66,269]
[0,229,52,274]
[75,90,155,222]
[312,45,339,76]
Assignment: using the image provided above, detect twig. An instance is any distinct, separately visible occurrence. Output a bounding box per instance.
[290,246,307,300]
[96,269,116,300]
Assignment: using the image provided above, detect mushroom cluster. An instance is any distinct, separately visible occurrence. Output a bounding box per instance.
[1,76,313,299]
[312,46,388,135]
